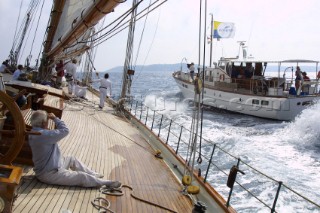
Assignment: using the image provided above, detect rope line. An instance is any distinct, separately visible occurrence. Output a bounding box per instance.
[92,0,167,50]
[133,0,152,69]
[65,0,167,51]
[11,0,24,52]
[94,184,177,213]
[133,4,160,81]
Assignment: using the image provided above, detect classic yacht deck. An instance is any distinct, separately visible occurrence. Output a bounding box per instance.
[12,90,193,212]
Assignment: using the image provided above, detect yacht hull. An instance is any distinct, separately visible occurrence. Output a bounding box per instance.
[174,77,319,121]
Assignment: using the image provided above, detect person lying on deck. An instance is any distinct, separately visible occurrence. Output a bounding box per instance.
[74,81,88,100]
[28,110,121,188]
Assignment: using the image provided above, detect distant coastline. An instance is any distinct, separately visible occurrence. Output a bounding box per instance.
[105,63,187,73]
[95,63,318,78]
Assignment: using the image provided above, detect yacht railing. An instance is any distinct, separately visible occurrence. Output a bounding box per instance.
[126,99,320,213]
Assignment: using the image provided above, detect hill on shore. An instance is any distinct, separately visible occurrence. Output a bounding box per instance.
[106,63,186,73]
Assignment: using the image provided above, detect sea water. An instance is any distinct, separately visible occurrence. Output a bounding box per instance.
[95,69,320,212]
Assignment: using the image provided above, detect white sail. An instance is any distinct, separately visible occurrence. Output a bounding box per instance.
[39,0,120,79]
[51,0,93,50]
[47,0,119,58]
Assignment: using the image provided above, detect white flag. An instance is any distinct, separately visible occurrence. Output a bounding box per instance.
[213,21,235,39]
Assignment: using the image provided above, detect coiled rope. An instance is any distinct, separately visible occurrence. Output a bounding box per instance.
[92,184,177,213]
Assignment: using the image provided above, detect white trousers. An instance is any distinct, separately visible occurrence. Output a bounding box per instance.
[68,80,74,94]
[99,88,108,107]
[37,156,112,187]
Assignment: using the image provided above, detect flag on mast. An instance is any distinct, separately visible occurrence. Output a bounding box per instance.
[213,21,235,39]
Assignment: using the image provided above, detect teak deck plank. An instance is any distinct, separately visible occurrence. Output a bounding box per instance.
[13,91,194,213]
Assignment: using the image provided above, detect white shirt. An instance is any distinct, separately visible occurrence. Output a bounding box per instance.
[189,65,195,72]
[0,64,6,72]
[29,118,69,176]
[65,62,77,78]
[93,78,112,95]
[12,69,22,80]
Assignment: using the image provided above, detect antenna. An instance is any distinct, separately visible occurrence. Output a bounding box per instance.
[237,41,246,59]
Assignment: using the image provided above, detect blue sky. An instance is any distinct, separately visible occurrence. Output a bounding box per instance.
[1,0,320,72]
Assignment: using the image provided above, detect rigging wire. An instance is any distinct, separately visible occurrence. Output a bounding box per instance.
[88,17,107,81]
[84,0,143,43]
[66,0,166,51]
[120,0,139,98]
[198,0,208,165]
[79,28,97,83]
[86,51,96,71]
[197,0,202,71]
[183,0,206,187]
[82,0,167,95]
[36,2,54,68]
[92,0,167,49]
[133,0,152,69]
[20,0,41,63]
[93,0,137,37]
[81,17,106,85]
[64,1,141,50]
[11,0,24,55]
[26,0,45,67]
[12,0,39,51]
[134,4,161,81]
[11,3,27,51]
[10,0,42,66]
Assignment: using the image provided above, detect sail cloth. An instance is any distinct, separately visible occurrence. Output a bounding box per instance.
[53,28,93,62]
[46,0,119,58]
[51,0,93,51]
[213,21,235,39]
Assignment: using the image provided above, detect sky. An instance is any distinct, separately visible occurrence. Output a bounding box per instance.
[1,0,320,72]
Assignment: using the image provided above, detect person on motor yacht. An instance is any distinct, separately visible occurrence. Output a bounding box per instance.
[295,66,303,91]
[187,62,195,81]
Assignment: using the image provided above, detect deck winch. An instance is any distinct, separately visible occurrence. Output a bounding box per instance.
[192,201,207,213]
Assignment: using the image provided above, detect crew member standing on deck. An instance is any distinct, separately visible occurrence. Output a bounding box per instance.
[29,110,121,188]
[55,60,65,88]
[65,59,77,95]
[188,62,195,81]
[92,73,112,109]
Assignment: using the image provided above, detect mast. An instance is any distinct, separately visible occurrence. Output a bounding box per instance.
[121,0,138,99]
